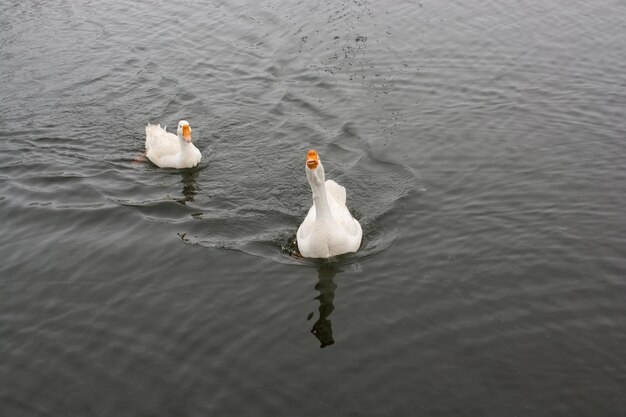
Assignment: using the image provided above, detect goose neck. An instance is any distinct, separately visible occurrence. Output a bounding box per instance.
[178,134,193,153]
[312,180,333,223]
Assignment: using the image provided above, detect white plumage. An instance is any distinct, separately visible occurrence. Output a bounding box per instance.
[297,150,362,258]
[145,120,201,169]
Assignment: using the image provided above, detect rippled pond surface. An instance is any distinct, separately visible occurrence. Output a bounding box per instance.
[2,0,626,415]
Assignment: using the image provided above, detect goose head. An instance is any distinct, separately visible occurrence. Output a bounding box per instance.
[177,120,192,143]
[305,149,326,186]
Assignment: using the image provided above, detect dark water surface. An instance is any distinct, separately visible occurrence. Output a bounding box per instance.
[2,0,626,415]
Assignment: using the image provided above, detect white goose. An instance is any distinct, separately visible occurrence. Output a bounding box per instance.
[144,120,201,169]
[297,150,362,258]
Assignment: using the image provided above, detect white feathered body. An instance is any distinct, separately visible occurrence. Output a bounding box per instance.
[297,179,362,258]
[145,124,201,169]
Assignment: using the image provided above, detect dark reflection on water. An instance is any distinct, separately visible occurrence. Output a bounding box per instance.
[309,264,339,348]
[179,168,199,203]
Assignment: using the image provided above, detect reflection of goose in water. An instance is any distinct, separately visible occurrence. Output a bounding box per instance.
[309,264,339,348]
[179,168,200,203]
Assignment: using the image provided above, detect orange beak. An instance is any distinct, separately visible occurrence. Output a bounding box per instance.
[306,149,319,170]
[182,125,191,142]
